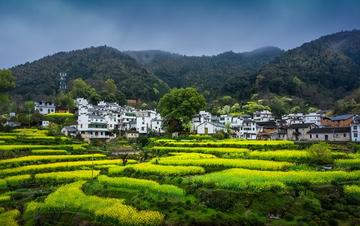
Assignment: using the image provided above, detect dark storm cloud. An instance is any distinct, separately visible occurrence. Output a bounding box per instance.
[0,0,360,68]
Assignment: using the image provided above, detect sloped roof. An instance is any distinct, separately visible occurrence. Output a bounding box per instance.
[196,121,225,129]
[288,123,315,129]
[330,114,354,121]
[308,127,350,134]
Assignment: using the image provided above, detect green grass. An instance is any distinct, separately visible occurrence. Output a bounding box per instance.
[149,146,249,156]
[0,159,136,177]
[24,181,163,226]
[35,170,101,183]
[31,149,69,155]
[110,163,205,176]
[0,144,87,151]
[97,175,185,197]
[152,156,294,170]
[0,154,106,167]
[191,168,360,192]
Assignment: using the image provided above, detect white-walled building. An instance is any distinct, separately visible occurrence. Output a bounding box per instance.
[253,110,274,122]
[77,114,113,140]
[236,119,258,139]
[195,121,225,134]
[304,112,323,126]
[282,113,304,125]
[351,116,360,142]
[34,101,56,115]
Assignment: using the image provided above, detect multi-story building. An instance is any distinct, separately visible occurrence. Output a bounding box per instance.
[287,123,317,141]
[351,116,360,142]
[303,112,323,126]
[253,110,274,122]
[34,101,56,115]
[236,119,258,139]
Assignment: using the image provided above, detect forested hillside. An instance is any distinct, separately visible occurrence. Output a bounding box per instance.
[10,46,169,102]
[125,47,283,100]
[8,30,360,111]
[255,30,360,108]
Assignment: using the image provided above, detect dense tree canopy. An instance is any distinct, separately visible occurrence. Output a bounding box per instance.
[157,87,206,133]
[0,69,15,92]
[69,78,100,104]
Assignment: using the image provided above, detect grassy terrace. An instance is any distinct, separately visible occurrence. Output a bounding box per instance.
[190,168,360,191]
[0,131,359,225]
[0,159,137,177]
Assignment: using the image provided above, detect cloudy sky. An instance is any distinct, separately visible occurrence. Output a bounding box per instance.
[0,0,360,68]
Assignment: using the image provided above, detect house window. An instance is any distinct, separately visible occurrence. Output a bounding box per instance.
[310,134,312,139]
[354,133,358,138]
[353,126,357,130]
[316,134,318,138]
[344,133,347,137]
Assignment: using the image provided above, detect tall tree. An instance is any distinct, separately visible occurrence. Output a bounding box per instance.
[0,70,16,113]
[69,78,100,104]
[157,87,206,133]
[0,69,15,92]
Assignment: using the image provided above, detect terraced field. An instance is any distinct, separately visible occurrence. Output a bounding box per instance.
[0,131,359,225]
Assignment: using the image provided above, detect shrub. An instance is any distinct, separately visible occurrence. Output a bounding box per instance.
[335,159,360,169]
[307,142,333,164]
[343,185,360,201]
[0,209,20,226]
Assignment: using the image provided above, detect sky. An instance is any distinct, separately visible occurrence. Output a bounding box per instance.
[0,0,360,68]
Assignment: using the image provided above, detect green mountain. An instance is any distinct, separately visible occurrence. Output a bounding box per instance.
[125,47,283,100]
[255,30,360,108]
[10,46,169,102]
[8,30,360,111]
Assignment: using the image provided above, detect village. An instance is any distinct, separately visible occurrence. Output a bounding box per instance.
[24,98,360,143]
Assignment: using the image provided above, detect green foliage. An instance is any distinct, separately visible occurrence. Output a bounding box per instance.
[24,181,164,225]
[0,209,20,226]
[157,87,206,133]
[191,168,360,191]
[11,46,169,102]
[256,30,360,108]
[97,175,185,198]
[242,101,270,115]
[0,69,15,92]
[55,92,75,111]
[307,142,333,164]
[69,78,100,104]
[45,112,75,125]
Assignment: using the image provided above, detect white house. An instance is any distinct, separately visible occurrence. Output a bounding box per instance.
[253,110,274,122]
[236,119,258,139]
[151,117,164,133]
[219,115,233,124]
[282,113,304,125]
[77,114,113,140]
[136,110,157,134]
[351,116,360,142]
[195,121,225,134]
[308,127,351,142]
[34,101,56,115]
[191,111,212,132]
[304,112,323,126]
